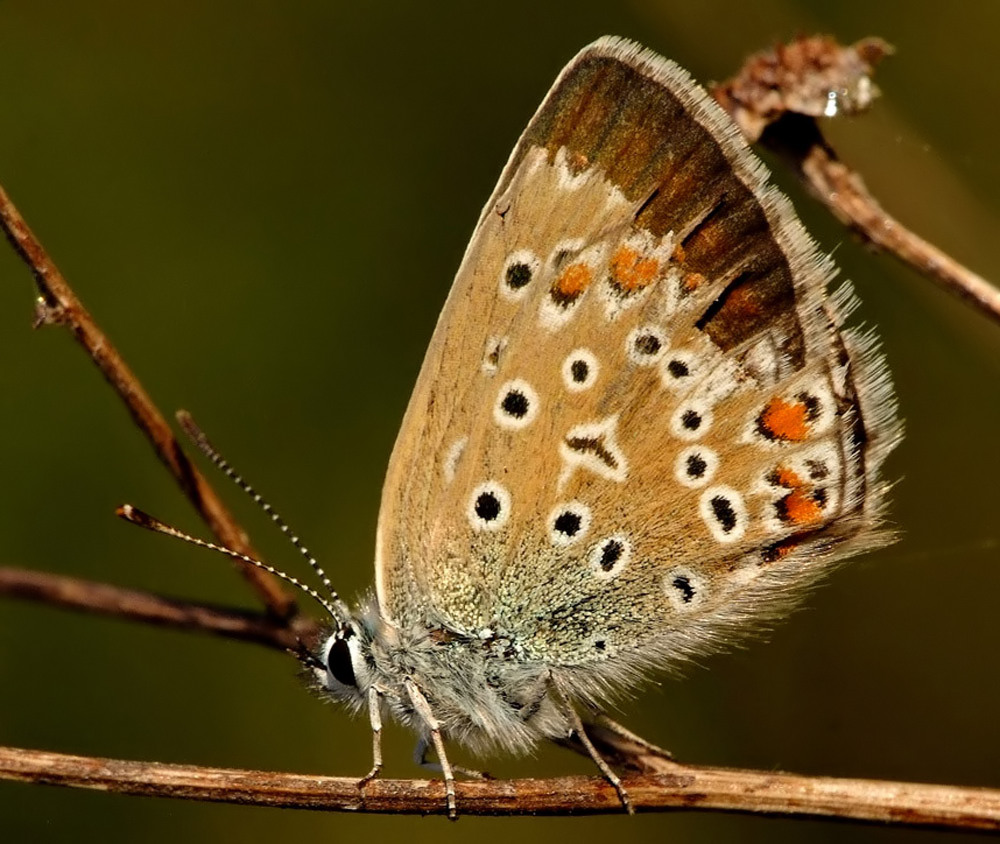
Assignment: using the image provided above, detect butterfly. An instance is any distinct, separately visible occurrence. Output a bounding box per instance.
[168,35,900,817]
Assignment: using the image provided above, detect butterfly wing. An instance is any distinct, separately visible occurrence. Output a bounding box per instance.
[374,37,899,682]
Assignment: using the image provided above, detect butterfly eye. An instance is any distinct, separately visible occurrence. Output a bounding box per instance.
[326,636,357,688]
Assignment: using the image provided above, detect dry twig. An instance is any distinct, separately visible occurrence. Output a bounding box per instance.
[0,182,295,618]
[712,35,1000,323]
[0,744,997,828]
[0,566,302,651]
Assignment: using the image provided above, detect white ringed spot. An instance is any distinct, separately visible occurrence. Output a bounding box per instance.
[674,445,718,488]
[559,415,628,487]
[493,379,539,430]
[669,399,713,441]
[561,348,599,392]
[590,534,631,581]
[660,348,700,392]
[499,250,540,301]
[663,567,707,612]
[467,481,512,532]
[625,325,668,366]
[699,486,748,543]
[547,500,592,546]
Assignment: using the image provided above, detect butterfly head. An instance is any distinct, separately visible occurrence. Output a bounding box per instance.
[314,622,368,700]
[314,620,375,706]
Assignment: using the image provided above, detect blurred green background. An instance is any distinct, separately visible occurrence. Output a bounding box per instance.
[1,1,998,841]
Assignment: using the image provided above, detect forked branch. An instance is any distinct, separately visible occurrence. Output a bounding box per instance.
[0,181,295,619]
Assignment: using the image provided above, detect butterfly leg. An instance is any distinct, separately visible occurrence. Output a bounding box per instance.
[590,712,674,760]
[358,686,383,785]
[405,678,458,819]
[413,737,489,780]
[515,670,553,724]
[552,681,634,814]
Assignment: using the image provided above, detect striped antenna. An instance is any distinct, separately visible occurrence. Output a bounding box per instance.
[116,504,343,623]
[176,410,350,621]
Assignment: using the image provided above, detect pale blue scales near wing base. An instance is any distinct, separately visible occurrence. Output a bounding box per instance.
[308,36,901,816]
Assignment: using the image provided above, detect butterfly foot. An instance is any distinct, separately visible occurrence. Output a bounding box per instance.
[454,764,490,780]
[607,771,635,815]
[554,684,636,814]
[356,762,382,789]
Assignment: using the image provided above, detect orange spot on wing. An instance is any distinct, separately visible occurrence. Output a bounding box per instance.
[760,397,809,441]
[672,243,687,264]
[610,246,659,292]
[554,263,593,298]
[773,466,803,488]
[783,489,823,524]
[683,272,705,291]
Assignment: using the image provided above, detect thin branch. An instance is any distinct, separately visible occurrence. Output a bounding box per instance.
[794,131,1000,317]
[0,566,307,651]
[711,34,1000,325]
[1,746,998,829]
[2,563,999,831]
[0,183,295,618]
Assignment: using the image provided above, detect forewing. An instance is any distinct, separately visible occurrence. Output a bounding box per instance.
[375,37,899,672]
